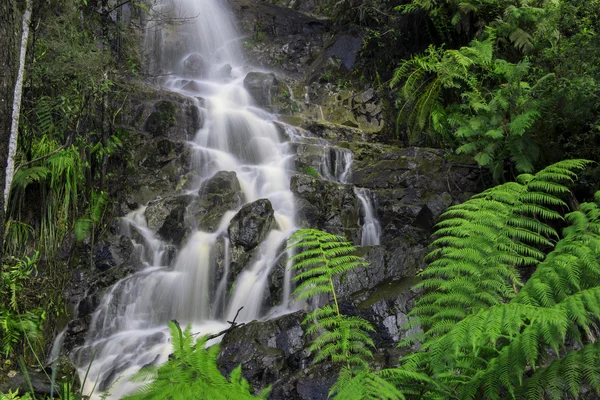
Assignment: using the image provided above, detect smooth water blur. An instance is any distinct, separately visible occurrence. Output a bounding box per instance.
[72,0,298,397]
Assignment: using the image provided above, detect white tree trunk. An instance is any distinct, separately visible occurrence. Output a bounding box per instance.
[4,0,32,213]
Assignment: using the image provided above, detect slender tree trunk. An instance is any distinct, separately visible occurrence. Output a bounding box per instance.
[4,0,33,214]
[0,0,22,268]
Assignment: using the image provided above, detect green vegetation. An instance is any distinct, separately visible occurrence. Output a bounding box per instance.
[392,0,600,181]
[123,322,270,400]
[287,229,374,368]
[4,0,600,398]
[1,0,141,375]
[328,159,600,399]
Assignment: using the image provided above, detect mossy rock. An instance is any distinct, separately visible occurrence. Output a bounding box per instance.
[144,100,177,136]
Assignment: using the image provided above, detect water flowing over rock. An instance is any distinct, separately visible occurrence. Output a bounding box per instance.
[52,0,487,398]
[189,171,244,232]
[183,53,207,78]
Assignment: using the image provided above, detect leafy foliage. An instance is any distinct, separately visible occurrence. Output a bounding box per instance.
[124,322,269,400]
[392,28,549,179]
[331,160,600,399]
[287,229,374,368]
[0,253,44,357]
[408,159,591,341]
[395,0,600,180]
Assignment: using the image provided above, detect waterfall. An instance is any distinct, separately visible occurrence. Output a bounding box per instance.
[318,147,381,246]
[320,147,353,184]
[70,1,298,397]
[354,187,381,246]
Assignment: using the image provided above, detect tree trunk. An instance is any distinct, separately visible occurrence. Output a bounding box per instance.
[4,0,32,217]
[0,0,22,267]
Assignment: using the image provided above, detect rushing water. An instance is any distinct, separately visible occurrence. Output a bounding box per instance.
[354,187,382,246]
[70,1,298,397]
[62,0,385,396]
[318,146,381,246]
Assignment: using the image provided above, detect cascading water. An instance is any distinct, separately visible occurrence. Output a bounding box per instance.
[318,146,381,246]
[354,187,382,246]
[320,147,353,184]
[69,1,298,397]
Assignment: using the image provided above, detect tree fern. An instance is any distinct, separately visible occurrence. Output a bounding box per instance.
[353,160,600,399]
[286,229,375,368]
[124,322,269,400]
[406,159,590,344]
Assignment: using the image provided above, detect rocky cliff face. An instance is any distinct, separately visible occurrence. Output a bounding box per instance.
[56,1,485,398]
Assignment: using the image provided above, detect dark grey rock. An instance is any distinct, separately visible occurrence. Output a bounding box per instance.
[244,72,278,107]
[183,53,206,78]
[145,195,191,245]
[228,198,275,251]
[291,174,359,241]
[188,171,244,232]
[217,64,232,79]
[144,100,176,137]
[217,311,309,392]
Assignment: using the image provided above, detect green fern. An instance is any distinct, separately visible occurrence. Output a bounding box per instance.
[354,160,600,399]
[124,322,269,400]
[287,229,375,368]
[405,159,590,344]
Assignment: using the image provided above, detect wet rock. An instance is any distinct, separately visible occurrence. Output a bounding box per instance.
[228,0,330,76]
[63,314,92,351]
[244,72,278,107]
[217,311,309,392]
[348,277,423,348]
[270,363,339,400]
[216,64,232,79]
[183,53,206,78]
[228,199,276,251]
[351,147,482,193]
[288,141,328,175]
[188,171,244,232]
[308,34,363,81]
[181,80,202,92]
[291,174,359,241]
[0,370,52,398]
[145,100,176,137]
[145,195,191,245]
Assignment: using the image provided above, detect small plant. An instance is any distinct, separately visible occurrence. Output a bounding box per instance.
[124,321,269,400]
[301,167,320,178]
[0,252,44,357]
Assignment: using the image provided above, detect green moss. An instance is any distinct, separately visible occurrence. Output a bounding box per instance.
[302,167,320,178]
[145,100,177,136]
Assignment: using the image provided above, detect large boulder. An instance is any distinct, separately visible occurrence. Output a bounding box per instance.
[183,53,206,78]
[144,100,177,137]
[145,195,190,245]
[291,174,360,241]
[244,72,277,107]
[228,198,276,251]
[217,311,309,392]
[243,72,293,112]
[189,171,244,232]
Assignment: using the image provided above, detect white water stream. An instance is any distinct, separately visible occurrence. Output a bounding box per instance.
[318,147,381,246]
[69,1,298,397]
[61,0,382,397]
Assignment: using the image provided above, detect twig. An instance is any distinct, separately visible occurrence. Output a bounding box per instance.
[194,307,246,340]
[13,145,67,174]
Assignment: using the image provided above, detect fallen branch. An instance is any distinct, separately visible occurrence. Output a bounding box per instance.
[193,306,245,341]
